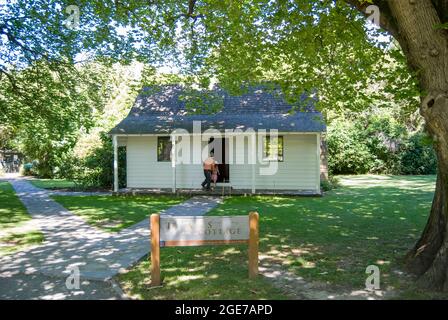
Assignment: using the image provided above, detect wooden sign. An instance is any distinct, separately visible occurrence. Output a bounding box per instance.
[150,212,259,286]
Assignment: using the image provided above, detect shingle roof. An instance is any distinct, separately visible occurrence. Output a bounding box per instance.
[109,85,326,134]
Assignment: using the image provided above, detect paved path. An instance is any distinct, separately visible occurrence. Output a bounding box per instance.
[159,196,223,216]
[47,190,111,196]
[0,177,221,299]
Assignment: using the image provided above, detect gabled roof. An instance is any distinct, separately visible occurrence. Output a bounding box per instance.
[109,85,326,135]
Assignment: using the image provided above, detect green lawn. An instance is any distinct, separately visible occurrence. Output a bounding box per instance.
[49,175,440,299]
[0,181,44,255]
[30,179,77,190]
[206,175,438,298]
[0,181,31,229]
[117,175,441,299]
[0,231,44,256]
[118,246,288,299]
[52,195,188,232]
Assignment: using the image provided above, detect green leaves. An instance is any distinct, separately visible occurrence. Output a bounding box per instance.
[0,0,423,177]
[2,0,419,116]
[0,60,113,177]
[434,22,448,30]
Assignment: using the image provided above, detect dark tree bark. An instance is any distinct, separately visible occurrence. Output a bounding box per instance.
[349,0,448,290]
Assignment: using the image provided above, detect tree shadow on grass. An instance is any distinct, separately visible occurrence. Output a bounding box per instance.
[118,245,289,300]
[52,194,188,232]
[206,176,436,295]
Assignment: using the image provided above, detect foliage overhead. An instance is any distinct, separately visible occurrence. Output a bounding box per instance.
[1,0,420,116]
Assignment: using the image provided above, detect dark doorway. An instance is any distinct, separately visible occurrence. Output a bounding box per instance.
[208,137,230,183]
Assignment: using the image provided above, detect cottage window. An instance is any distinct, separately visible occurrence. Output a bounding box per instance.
[263,135,284,162]
[157,136,172,162]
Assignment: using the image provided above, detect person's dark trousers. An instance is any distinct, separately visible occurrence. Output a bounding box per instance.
[201,170,212,190]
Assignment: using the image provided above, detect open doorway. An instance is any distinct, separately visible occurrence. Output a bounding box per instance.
[208,137,230,183]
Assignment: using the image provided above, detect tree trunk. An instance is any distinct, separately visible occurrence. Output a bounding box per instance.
[385,0,448,290]
[406,95,448,290]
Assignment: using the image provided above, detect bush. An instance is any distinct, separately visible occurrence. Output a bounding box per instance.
[68,133,126,189]
[327,120,377,174]
[321,176,340,192]
[22,161,37,176]
[327,116,437,175]
[400,132,437,175]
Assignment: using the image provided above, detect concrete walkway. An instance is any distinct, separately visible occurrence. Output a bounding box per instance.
[0,177,221,299]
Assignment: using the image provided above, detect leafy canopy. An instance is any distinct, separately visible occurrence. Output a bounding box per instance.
[1,0,419,115]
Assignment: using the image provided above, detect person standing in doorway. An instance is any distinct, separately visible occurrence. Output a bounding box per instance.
[201,151,215,191]
[211,160,220,190]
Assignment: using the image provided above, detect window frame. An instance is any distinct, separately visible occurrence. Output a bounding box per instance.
[263,135,284,162]
[157,136,172,162]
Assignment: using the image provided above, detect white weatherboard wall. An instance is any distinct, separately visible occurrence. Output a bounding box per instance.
[125,134,319,191]
[126,136,171,188]
[126,136,204,189]
[174,136,206,189]
[229,134,319,191]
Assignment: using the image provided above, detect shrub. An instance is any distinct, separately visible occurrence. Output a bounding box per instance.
[400,132,437,175]
[327,116,437,175]
[22,162,37,176]
[321,175,340,192]
[327,120,376,174]
[68,133,126,189]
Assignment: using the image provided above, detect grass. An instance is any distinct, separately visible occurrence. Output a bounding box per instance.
[52,195,188,232]
[0,231,44,256]
[206,174,438,298]
[49,175,440,299]
[117,175,440,300]
[0,181,44,255]
[30,179,77,190]
[118,246,288,300]
[0,181,31,229]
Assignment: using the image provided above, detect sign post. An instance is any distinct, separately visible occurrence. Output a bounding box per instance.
[150,214,161,287]
[248,211,259,279]
[149,212,259,286]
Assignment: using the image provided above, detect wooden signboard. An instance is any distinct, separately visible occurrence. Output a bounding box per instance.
[150,212,259,286]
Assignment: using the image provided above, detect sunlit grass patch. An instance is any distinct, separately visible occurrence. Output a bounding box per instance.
[114,175,439,299]
[206,175,437,295]
[0,181,30,229]
[30,179,77,190]
[118,246,288,300]
[52,195,188,232]
[0,231,44,256]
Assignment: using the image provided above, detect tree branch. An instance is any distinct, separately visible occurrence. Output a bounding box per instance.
[0,67,18,92]
[169,0,204,23]
[344,0,400,39]
[188,0,196,16]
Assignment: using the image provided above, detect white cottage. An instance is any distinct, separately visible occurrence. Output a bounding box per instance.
[109,85,326,195]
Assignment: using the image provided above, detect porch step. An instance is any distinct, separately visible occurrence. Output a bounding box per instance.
[214,183,232,196]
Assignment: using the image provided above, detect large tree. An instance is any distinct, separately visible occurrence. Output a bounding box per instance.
[344,0,448,291]
[1,0,447,289]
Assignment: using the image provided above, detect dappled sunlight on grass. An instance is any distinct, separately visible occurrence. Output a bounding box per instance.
[30,179,77,190]
[0,181,31,230]
[0,231,44,256]
[118,245,288,300]
[0,182,31,229]
[114,175,441,299]
[207,175,436,292]
[52,195,188,232]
